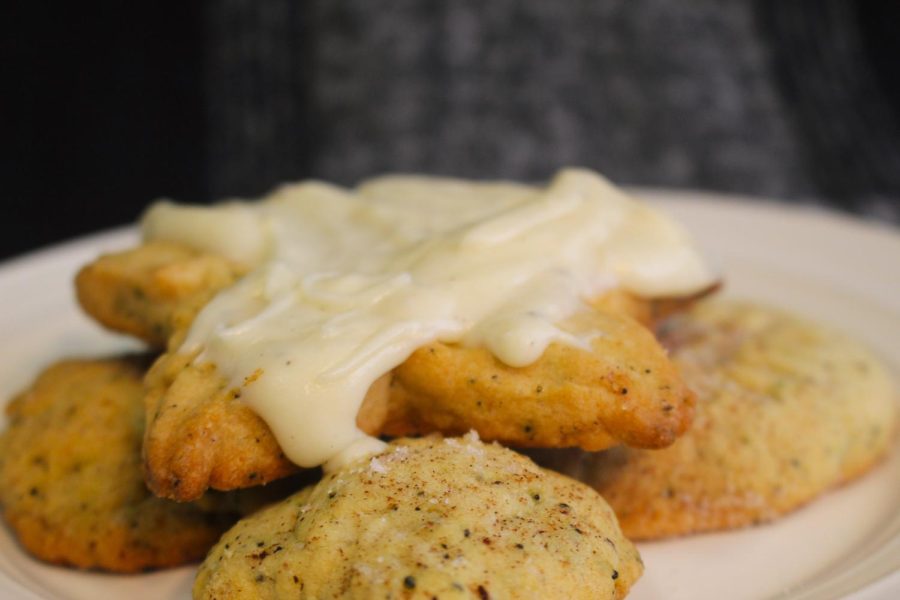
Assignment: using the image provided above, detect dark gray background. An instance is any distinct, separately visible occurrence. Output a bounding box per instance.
[4,0,899,260]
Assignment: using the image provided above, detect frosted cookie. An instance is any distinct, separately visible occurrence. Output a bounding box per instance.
[143,304,693,501]
[79,170,712,501]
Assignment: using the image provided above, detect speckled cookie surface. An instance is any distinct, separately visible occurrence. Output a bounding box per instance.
[194,435,642,599]
[533,301,898,540]
[0,358,242,572]
[387,307,694,452]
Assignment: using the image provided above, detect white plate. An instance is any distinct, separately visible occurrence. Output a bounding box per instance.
[0,192,898,600]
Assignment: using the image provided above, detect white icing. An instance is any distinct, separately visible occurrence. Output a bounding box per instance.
[141,168,714,469]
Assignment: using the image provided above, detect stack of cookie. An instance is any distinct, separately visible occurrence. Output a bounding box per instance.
[0,173,895,600]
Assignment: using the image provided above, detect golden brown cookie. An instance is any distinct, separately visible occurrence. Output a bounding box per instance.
[140,353,394,501]
[385,308,694,450]
[78,242,698,502]
[194,435,642,600]
[143,307,694,502]
[75,241,243,347]
[0,358,246,572]
[532,301,899,540]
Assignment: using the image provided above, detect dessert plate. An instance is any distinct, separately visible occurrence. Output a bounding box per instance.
[0,191,897,599]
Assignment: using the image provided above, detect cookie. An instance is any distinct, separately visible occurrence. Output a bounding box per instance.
[533,301,898,539]
[0,358,241,571]
[195,435,642,599]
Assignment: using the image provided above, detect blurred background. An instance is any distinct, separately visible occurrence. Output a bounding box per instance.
[4,0,899,260]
